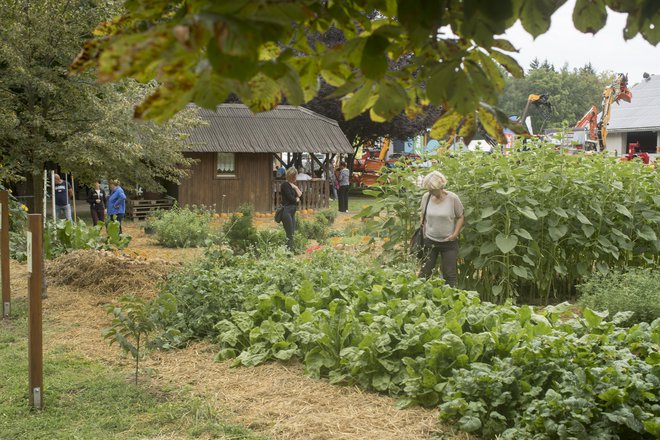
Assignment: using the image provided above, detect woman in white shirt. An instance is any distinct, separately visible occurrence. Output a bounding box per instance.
[418,171,464,286]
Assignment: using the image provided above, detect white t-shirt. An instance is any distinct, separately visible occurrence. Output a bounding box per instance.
[421,191,464,242]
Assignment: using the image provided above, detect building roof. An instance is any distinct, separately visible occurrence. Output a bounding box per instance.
[186,104,354,154]
[608,74,660,132]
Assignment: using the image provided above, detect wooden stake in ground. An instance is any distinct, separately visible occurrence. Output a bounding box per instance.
[1,191,10,318]
[27,214,44,409]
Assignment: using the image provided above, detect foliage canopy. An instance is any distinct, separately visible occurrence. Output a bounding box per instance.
[71,0,660,141]
[0,0,197,209]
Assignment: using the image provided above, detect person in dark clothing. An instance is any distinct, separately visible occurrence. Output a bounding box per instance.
[337,161,350,212]
[280,167,302,251]
[54,174,73,221]
[87,180,107,226]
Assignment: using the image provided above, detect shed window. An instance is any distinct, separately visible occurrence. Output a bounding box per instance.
[216,153,236,177]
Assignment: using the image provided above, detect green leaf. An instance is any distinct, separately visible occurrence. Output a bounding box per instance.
[548,226,567,242]
[426,62,460,104]
[477,106,504,142]
[553,207,568,218]
[361,34,389,80]
[576,210,592,225]
[430,111,463,139]
[458,415,482,432]
[582,224,595,238]
[496,233,518,254]
[573,0,607,34]
[512,265,530,279]
[278,69,305,105]
[517,206,538,220]
[489,49,524,78]
[514,228,533,240]
[583,307,608,328]
[193,70,229,110]
[480,206,499,219]
[342,80,374,120]
[372,80,409,120]
[637,226,658,242]
[615,203,633,219]
[519,0,567,37]
[297,279,316,304]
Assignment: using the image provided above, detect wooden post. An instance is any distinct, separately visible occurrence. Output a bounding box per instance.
[1,191,10,318]
[27,214,44,409]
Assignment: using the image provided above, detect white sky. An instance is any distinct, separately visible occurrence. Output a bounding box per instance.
[503,0,660,85]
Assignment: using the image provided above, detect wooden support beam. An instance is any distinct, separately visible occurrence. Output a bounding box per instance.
[1,191,10,318]
[27,214,44,410]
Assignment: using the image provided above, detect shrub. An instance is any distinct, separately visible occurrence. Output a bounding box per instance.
[297,208,337,243]
[221,204,258,253]
[151,205,212,248]
[578,267,660,324]
[315,208,337,226]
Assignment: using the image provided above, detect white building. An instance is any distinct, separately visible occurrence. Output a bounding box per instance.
[606,74,660,159]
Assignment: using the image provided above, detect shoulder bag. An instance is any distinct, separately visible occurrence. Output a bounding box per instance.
[410,193,431,259]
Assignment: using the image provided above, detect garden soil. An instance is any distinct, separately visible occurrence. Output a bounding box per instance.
[8,222,472,440]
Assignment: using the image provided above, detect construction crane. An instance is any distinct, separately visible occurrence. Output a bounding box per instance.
[575,73,632,151]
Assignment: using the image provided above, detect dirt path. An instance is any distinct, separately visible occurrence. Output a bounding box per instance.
[8,223,470,440]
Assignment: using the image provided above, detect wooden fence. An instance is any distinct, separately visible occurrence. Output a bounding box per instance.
[271,179,329,211]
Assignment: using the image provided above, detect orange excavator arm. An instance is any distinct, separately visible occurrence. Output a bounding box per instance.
[599,73,632,150]
[378,137,391,161]
[575,105,598,143]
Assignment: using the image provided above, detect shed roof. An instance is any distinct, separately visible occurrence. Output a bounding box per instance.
[608,74,660,132]
[186,104,353,154]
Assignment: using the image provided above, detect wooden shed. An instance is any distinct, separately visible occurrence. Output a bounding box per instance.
[172,104,354,213]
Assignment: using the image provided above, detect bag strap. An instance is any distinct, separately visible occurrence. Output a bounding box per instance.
[421,192,431,226]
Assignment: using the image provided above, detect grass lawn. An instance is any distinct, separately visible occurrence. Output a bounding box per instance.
[0,299,265,440]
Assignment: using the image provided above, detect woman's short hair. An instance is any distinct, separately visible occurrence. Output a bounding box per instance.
[110,179,121,186]
[422,171,447,190]
[285,167,298,180]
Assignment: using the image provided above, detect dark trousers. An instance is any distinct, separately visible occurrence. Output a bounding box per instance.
[281,205,297,251]
[338,185,349,212]
[419,239,459,287]
[110,213,124,235]
[90,205,105,226]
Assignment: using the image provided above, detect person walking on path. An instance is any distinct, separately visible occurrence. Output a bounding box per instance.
[54,174,73,221]
[87,180,107,226]
[107,179,126,234]
[280,167,302,251]
[418,171,465,287]
[337,161,350,212]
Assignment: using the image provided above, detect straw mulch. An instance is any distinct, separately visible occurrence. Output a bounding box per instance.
[148,344,469,440]
[45,249,178,297]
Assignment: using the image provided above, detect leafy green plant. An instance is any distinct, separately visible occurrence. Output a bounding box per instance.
[297,217,330,243]
[222,204,258,253]
[362,144,660,304]
[103,293,178,384]
[44,219,131,259]
[150,205,213,247]
[149,244,660,438]
[578,267,660,324]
